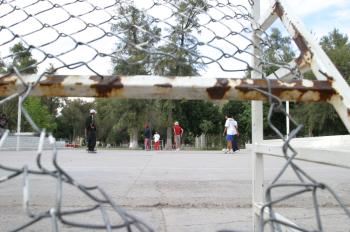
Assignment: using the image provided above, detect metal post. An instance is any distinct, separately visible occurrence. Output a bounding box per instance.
[286,101,290,137]
[252,0,264,231]
[16,96,22,151]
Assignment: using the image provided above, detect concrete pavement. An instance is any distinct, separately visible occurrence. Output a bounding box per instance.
[0,149,349,231]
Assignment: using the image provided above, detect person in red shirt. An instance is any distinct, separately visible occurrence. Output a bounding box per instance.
[173,121,184,151]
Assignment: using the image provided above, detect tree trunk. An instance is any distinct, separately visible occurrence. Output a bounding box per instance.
[165,105,173,150]
[308,127,313,137]
[129,128,139,149]
[200,133,206,149]
[195,136,200,149]
[165,126,173,150]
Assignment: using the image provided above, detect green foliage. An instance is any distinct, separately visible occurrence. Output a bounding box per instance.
[320,29,350,83]
[260,28,350,138]
[222,101,251,144]
[0,43,48,133]
[0,57,5,74]
[110,4,161,146]
[155,0,207,76]
[9,42,37,74]
[40,97,62,116]
[290,29,349,136]
[263,28,295,75]
[23,97,57,132]
[199,120,214,134]
[95,98,156,143]
[0,97,19,131]
[292,102,347,136]
[173,100,222,136]
[112,5,161,75]
[54,99,94,141]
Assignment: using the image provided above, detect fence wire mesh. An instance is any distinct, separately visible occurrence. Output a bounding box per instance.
[0,0,349,231]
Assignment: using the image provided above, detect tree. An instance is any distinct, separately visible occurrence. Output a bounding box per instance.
[263,28,295,75]
[173,100,221,136]
[320,29,350,83]
[0,55,5,74]
[111,5,161,148]
[55,99,94,142]
[0,42,40,132]
[23,97,57,132]
[9,42,37,74]
[40,63,64,117]
[154,0,208,148]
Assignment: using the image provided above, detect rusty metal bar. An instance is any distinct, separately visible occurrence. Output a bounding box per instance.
[274,0,350,132]
[0,74,337,102]
[256,4,278,33]
[265,60,311,81]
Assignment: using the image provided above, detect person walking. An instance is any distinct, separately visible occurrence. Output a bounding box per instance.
[144,124,152,150]
[85,109,97,152]
[173,121,184,151]
[153,131,160,150]
[223,115,239,153]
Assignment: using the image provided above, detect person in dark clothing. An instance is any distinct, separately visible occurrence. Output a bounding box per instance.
[144,124,151,150]
[0,113,8,138]
[85,109,97,152]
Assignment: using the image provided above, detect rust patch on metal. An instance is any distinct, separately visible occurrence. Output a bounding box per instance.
[90,75,123,97]
[319,70,335,81]
[235,79,336,102]
[293,29,309,54]
[39,75,66,86]
[155,83,172,88]
[274,2,310,55]
[206,78,230,100]
[0,75,16,86]
[295,51,313,68]
[0,75,22,96]
[273,2,284,18]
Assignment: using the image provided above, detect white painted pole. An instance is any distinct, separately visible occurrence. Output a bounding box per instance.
[16,96,22,151]
[252,0,264,231]
[286,101,290,137]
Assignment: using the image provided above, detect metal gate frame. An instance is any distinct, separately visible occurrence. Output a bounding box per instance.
[251,0,350,231]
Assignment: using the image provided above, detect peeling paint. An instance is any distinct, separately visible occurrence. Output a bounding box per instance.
[277,80,296,88]
[0,75,338,102]
[293,28,309,54]
[39,75,66,86]
[235,79,336,102]
[302,79,314,88]
[273,2,284,18]
[274,2,310,57]
[0,75,17,86]
[206,78,231,99]
[90,76,123,97]
[319,70,334,81]
[295,51,313,68]
[236,89,267,101]
[155,83,172,88]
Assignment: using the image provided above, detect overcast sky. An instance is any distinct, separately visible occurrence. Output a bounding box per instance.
[283,0,350,39]
[0,0,349,78]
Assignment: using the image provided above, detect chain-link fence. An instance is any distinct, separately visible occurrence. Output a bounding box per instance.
[0,0,349,231]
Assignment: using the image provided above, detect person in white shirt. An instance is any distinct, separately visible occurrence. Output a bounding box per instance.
[223,115,239,153]
[153,131,161,150]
